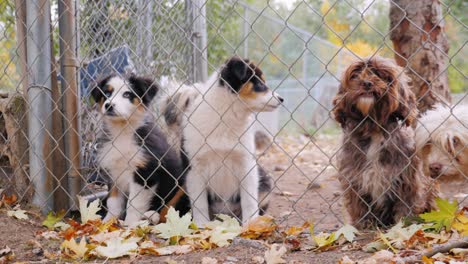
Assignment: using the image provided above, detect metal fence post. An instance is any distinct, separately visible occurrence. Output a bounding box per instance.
[137,0,153,74]
[26,0,54,213]
[59,0,82,210]
[186,0,208,82]
[243,6,249,58]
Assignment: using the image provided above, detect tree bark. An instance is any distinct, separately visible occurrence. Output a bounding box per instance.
[389,0,451,113]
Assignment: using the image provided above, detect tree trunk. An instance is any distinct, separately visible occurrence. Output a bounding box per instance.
[389,0,451,113]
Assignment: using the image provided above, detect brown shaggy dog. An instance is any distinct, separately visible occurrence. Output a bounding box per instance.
[332,57,438,228]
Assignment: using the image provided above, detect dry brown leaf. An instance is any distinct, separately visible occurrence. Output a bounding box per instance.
[0,194,17,207]
[284,222,310,236]
[241,215,277,239]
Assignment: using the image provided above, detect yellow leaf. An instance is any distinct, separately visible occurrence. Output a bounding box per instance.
[42,210,66,230]
[313,232,336,248]
[453,210,468,236]
[379,232,397,253]
[61,237,88,259]
[284,222,310,236]
[419,198,458,232]
[421,255,434,264]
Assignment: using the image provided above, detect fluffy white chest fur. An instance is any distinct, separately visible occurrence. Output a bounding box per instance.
[360,127,414,204]
[98,124,145,193]
[183,75,259,224]
[185,82,256,198]
[361,133,389,202]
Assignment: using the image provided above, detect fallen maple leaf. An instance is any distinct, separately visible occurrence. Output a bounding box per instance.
[264,244,287,264]
[420,198,458,232]
[54,221,71,231]
[284,222,310,236]
[7,208,28,220]
[0,245,14,263]
[42,210,66,230]
[205,214,242,247]
[61,237,88,259]
[153,207,194,244]
[153,245,193,255]
[362,241,387,253]
[78,196,101,223]
[309,223,337,249]
[241,215,277,239]
[94,238,138,259]
[382,222,423,249]
[312,232,336,249]
[452,208,468,236]
[89,230,122,244]
[335,224,359,243]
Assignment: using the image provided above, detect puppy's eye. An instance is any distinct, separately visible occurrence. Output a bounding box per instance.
[351,74,358,80]
[122,92,131,98]
[104,91,112,97]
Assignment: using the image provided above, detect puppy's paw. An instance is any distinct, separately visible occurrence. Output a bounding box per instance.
[123,213,142,228]
[143,210,160,225]
[103,214,117,223]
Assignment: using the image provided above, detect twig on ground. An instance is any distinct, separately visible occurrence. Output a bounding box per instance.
[401,237,468,263]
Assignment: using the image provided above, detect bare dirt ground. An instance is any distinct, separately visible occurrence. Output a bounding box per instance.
[260,134,468,230]
[1,134,467,263]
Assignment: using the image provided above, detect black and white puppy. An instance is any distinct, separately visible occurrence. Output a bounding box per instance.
[91,74,189,226]
[180,57,283,225]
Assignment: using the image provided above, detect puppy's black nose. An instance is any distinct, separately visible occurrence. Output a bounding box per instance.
[363,80,373,89]
[277,96,284,103]
[104,103,113,112]
[429,163,442,175]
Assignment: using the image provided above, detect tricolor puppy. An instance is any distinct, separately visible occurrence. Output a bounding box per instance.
[181,56,283,225]
[332,57,437,228]
[91,74,189,226]
[157,79,274,221]
[415,104,468,182]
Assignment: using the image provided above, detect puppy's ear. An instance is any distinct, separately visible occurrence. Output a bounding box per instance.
[332,85,348,127]
[129,75,159,105]
[220,57,252,92]
[90,75,113,103]
[395,80,418,127]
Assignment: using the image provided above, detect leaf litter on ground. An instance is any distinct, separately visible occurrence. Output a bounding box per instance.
[24,195,466,262]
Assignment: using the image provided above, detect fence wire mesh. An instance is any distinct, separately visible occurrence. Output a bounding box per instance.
[0,0,467,232]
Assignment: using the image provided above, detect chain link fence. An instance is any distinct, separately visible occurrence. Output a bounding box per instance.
[0,0,467,231]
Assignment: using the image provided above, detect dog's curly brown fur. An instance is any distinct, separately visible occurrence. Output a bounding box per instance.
[332,57,438,228]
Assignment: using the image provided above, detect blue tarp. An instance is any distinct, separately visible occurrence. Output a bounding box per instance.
[79,46,134,97]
